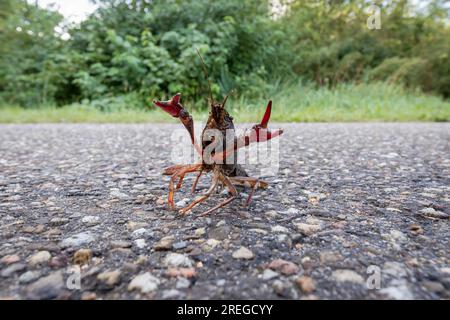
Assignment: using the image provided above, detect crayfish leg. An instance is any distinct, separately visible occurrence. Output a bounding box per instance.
[179,174,219,216]
[166,164,202,210]
[228,176,268,206]
[197,174,238,217]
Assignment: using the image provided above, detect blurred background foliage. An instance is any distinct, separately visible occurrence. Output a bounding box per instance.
[0,0,449,115]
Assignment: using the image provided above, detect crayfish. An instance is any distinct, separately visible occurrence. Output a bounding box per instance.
[153,52,283,217]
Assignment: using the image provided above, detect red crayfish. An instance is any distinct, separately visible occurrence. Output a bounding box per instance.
[153,51,283,216]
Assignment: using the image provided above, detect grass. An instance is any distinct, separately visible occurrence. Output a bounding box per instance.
[235,82,450,122]
[1,82,449,123]
[0,105,173,124]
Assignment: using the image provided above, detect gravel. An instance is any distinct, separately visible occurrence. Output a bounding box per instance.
[232,247,255,260]
[128,272,160,294]
[0,123,449,299]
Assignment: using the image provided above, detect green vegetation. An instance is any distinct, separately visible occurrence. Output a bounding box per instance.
[2,83,449,123]
[0,0,449,122]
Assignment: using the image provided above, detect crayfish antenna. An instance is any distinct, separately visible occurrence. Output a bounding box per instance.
[196,48,214,105]
[221,95,229,109]
[221,89,236,109]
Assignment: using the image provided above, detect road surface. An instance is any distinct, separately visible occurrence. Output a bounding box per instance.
[0,123,449,299]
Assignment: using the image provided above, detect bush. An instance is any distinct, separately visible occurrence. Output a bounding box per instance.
[1,0,449,109]
[367,57,429,90]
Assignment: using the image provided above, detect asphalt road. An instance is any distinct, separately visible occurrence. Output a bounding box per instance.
[0,123,449,299]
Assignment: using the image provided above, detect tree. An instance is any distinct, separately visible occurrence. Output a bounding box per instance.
[0,0,68,106]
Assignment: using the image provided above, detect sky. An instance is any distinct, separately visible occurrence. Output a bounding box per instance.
[33,0,98,23]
